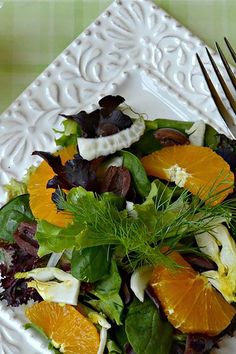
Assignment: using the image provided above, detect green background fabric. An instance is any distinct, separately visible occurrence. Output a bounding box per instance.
[0,0,235,113]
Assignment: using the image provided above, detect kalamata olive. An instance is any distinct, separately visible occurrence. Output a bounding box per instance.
[154,128,190,146]
[100,166,131,197]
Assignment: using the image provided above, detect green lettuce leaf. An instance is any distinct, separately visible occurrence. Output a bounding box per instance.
[4,166,36,201]
[55,119,81,147]
[125,298,173,354]
[4,178,28,200]
[36,220,84,257]
[146,179,173,208]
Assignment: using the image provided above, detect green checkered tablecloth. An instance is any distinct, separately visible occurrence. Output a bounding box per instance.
[0,0,235,114]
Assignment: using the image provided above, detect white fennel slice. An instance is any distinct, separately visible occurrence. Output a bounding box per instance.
[77,117,145,161]
[185,120,206,146]
[130,266,153,302]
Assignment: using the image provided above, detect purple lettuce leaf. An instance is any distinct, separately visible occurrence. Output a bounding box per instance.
[216,135,236,171]
[60,95,132,138]
[13,221,38,257]
[60,109,100,138]
[184,334,215,354]
[0,242,46,306]
[0,222,48,306]
[99,95,125,116]
[32,151,98,191]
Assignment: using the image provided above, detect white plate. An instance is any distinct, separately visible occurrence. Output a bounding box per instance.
[0,0,236,352]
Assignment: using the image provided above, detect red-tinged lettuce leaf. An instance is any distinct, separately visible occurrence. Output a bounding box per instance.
[60,109,100,138]
[184,334,215,354]
[119,269,133,306]
[0,241,47,306]
[170,343,184,354]
[123,344,136,354]
[13,221,38,257]
[216,135,236,171]
[217,147,236,171]
[32,151,63,173]
[60,95,132,138]
[99,95,125,115]
[32,151,97,191]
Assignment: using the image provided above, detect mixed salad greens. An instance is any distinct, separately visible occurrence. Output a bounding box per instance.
[1,95,236,354]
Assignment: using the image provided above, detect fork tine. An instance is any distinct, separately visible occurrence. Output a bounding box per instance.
[205,47,236,113]
[215,41,236,90]
[224,37,236,65]
[196,53,236,136]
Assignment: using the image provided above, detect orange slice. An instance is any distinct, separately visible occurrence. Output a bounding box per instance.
[25,301,100,354]
[28,145,76,227]
[141,145,234,205]
[150,252,236,336]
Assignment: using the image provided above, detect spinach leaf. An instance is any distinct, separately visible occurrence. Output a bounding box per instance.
[71,246,112,282]
[113,324,129,351]
[121,150,151,197]
[88,261,124,325]
[131,129,162,155]
[125,298,173,354]
[204,124,220,150]
[0,194,34,242]
[95,260,121,295]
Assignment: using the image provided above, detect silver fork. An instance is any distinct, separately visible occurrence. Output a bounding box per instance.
[196,37,236,139]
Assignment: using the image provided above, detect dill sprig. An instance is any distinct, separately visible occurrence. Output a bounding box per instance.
[57,185,233,270]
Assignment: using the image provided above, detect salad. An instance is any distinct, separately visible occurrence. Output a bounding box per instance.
[1,95,236,354]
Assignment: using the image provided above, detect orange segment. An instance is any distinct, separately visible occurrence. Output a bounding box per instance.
[25,301,100,354]
[28,145,76,227]
[141,145,234,205]
[150,252,236,336]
